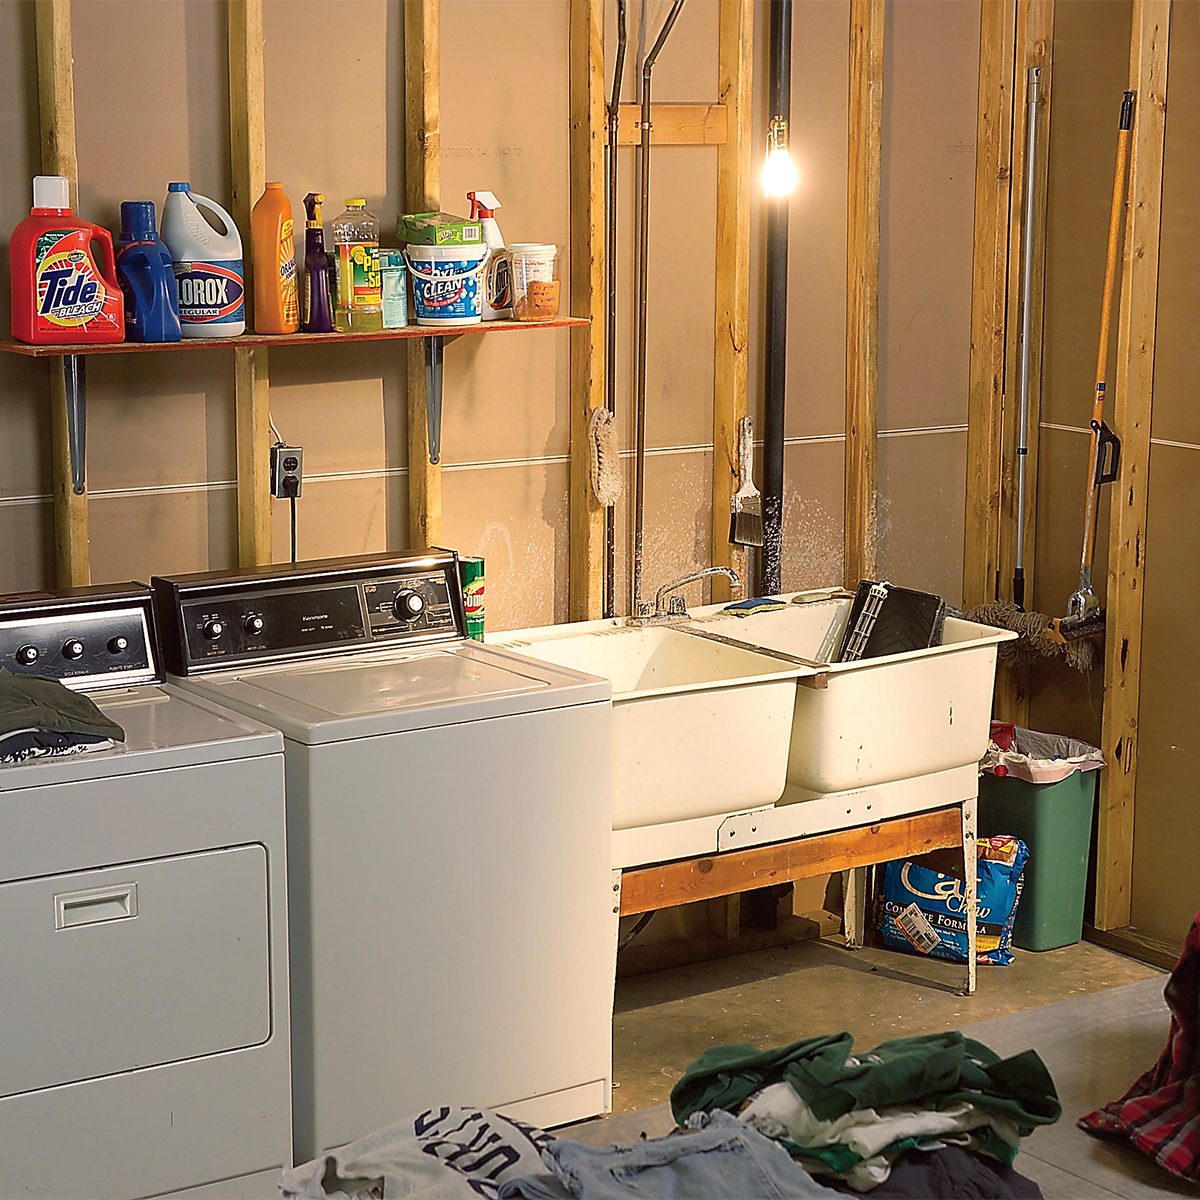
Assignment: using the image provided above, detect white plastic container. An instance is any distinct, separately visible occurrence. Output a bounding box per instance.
[404,243,490,327]
[693,595,1015,797]
[160,183,245,337]
[509,243,560,321]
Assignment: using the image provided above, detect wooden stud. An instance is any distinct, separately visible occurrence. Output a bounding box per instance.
[568,0,606,620]
[227,0,272,567]
[711,0,753,605]
[404,0,442,547]
[34,0,88,587]
[616,103,728,146]
[1095,0,1170,932]
[844,0,884,589]
[962,0,1018,611]
[994,0,1054,722]
[620,806,962,915]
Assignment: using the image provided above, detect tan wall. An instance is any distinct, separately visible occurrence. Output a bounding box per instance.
[1,0,977,623]
[1,0,983,949]
[1025,0,1199,943]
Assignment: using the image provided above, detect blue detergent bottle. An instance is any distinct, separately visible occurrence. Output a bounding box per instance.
[116,201,182,343]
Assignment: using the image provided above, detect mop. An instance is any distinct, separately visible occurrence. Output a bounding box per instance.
[968,87,1135,673]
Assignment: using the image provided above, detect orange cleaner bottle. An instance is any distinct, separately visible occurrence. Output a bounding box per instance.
[251,182,299,333]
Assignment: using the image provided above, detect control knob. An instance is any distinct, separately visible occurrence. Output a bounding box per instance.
[392,589,426,623]
[202,620,225,641]
[107,636,129,655]
[15,645,39,666]
[62,639,85,661]
[243,614,266,636]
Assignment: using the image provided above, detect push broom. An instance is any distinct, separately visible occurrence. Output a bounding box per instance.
[969,89,1135,672]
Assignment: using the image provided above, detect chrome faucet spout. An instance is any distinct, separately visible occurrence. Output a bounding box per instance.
[629,566,739,624]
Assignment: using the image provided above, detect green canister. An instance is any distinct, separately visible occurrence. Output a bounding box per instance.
[460,556,485,640]
[379,248,408,328]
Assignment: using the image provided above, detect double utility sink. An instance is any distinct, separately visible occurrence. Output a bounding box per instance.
[493,593,1013,833]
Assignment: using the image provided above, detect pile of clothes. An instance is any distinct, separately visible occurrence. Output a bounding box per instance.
[670,1030,1061,1197]
[281,1106,842,1199]
[281,1027,1061,1200]
[0,669,124,765]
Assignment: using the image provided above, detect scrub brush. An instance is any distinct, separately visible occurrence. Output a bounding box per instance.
[729,416,764,547]
[589,407,622,507]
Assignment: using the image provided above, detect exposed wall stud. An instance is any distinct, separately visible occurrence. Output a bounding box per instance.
[844,0,885,589]
[568,0,607,621]
[994,0,1054,722]
[34,0,88,587]
[228,0,272,567]
[1096,0,1170,932]
[963,0,1018,611]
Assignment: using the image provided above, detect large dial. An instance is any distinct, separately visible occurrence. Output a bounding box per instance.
[392,589,426,623]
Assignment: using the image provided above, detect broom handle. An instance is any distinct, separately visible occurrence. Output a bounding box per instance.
[1080,91,1135,574]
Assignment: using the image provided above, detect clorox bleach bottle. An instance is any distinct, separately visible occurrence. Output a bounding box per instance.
[160,182,246,337]
[9,175,124,344]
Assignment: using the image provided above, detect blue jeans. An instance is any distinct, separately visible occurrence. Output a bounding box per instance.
[499,1110,838,1199]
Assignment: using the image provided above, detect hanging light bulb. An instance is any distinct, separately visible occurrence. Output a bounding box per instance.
[761,114,799,197]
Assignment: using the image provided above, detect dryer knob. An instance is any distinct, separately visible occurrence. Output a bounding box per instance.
[15,644,39,666]
[62,639,85,660]
[107,636,129,655]
[202,620,225,641]
[393,590,426,622]
[243,614,265,636]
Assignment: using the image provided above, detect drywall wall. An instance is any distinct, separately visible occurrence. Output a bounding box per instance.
[0,0,977,626]
[1025,0,1198,945]
[1027,0,1130,747]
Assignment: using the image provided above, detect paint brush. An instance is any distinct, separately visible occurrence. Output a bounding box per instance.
[729,416,764,548]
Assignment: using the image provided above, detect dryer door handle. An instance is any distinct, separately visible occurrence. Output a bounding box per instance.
[55,882,139,930]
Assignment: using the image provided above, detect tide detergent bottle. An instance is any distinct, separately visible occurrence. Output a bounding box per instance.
[160,182,245,337]
[116,201,182,343]
[9,176,124,344]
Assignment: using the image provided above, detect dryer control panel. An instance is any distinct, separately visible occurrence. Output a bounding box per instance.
[0,584,160,690]
[152,550,468,675]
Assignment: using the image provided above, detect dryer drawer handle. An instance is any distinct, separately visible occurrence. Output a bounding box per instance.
[55,882,139,930]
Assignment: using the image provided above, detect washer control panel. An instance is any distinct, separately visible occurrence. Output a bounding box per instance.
[0,585,159,690]
[153,551,467,675]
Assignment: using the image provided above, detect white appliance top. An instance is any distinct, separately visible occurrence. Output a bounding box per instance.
[151,552,611,744]
[176,641,610,745]
[0,585,282,790]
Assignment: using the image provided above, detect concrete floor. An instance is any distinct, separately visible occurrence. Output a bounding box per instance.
[611,935,1161,1114]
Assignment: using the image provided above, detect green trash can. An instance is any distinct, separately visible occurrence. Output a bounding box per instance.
[977,727,1104,952]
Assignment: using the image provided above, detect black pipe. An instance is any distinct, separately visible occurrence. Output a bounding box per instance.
[604,0,627,619]
[761,0,792,596]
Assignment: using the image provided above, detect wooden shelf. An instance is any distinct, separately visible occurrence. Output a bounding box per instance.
[0,317,588,358]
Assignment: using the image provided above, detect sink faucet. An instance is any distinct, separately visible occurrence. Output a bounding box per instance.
[632,567,740,624]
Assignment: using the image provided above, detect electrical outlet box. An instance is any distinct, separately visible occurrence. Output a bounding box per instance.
[270,445,304,498]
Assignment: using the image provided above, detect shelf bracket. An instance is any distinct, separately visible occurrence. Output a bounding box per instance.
[424,337,443,465]
[61,354,86,495]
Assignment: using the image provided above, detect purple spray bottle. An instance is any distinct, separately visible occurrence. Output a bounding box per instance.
[301,192,334,333]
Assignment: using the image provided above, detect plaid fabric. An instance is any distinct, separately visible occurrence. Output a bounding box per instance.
[1079,914,1200,1181]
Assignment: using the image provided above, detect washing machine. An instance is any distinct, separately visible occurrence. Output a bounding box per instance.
[151,550,615,1162]
[0,583,292,1200]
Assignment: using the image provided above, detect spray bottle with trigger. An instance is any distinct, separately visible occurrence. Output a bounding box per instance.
[467,190,509,320]
[301,192,334,333]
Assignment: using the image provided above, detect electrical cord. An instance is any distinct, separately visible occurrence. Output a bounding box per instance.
[283,474,300,563]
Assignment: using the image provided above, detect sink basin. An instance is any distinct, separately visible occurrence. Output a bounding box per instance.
[691,593,1016,797]
[492,623,811,830]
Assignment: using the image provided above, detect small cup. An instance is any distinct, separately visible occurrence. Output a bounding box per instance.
[508,243,560,321]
